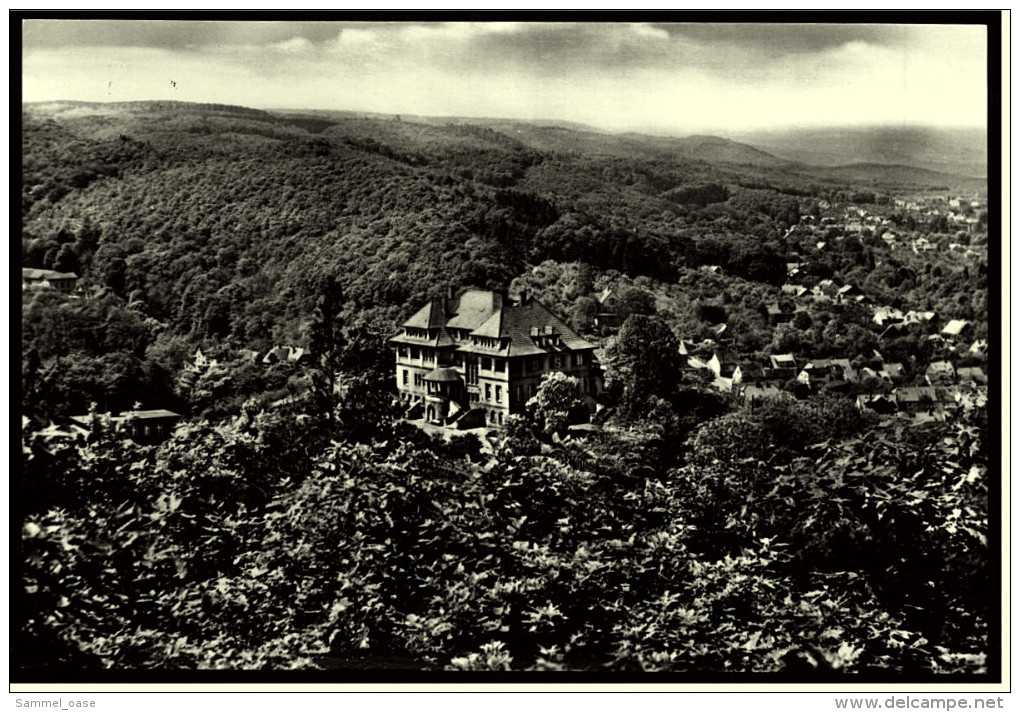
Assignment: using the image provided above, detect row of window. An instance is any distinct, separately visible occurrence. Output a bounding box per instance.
[397,346,437,363]
[398,348,590,372]
[526,352,588,372]
[402,370,595,401]
[401,370,425,388]
[483,383,503,404]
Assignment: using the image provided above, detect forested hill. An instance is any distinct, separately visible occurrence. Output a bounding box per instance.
[22,99,986,418]
[21,100,804,338]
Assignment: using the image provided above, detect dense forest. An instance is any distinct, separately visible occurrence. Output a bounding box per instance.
[19,101,994,679]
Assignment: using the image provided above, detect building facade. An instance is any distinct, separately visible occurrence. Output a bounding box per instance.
[22,268,79,293]
[391,289,599,428]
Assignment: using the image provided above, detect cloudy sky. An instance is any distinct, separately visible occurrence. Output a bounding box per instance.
[21,19,989,134]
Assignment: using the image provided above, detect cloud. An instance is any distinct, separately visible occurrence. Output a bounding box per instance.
[21,19,989,132]
[22,19,347,51]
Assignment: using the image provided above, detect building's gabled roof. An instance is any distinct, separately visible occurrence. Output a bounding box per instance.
[941,319,971,337]
[403,299,448,330]
[895,386,934,403]
[424,367,461,383]
[390,330,456,348]
[23,268,78,280]
[472,309,504,340]
[70,409,181,425]
[926,360,955,374]
[804,358,833,370]
[464,299,595,357]
[879,362,905,381]
[447,290,503,331]
[769,353,797,369]
[742,383,783,401]
[956,366,987,384]
[873,307,905,325]
[122,409,182,419]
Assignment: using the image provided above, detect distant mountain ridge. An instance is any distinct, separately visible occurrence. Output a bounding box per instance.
[731,125,987,178]
[23,100,985,183]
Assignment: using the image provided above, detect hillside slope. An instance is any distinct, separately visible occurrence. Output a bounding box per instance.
[21,100,984,352]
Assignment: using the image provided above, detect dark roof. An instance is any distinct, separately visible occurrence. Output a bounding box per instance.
[895,386,938,403]
[70,409,181,425]
[941,319,971,336]
[390,330,456,348]
[463,300,595,357]
[123,409,182,419]
[393,299,454,348]
[402,300,448,330]
[956,367,987,384]
[23,268,78,280]
[424,367,461,383]
[447,290,503,330]
[394,290,503,349]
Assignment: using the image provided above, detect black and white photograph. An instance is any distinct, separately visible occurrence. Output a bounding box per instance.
[15,12,1003,693]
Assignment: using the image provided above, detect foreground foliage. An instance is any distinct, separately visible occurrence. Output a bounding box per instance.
[20,394,989,676]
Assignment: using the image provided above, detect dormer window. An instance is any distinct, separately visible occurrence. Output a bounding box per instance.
[529,325,561,349]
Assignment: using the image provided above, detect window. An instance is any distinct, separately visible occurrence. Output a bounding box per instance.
[552,355,564,369]
[498,412,504,425]
[529,384,537,397]
[528,358,542,372]
[481,357,492,371]
[414,373,423,388]
[516,386,525,403]
[495,385,502,403]
[410,347,420,360]
[485,383,491,401]
[399,347,408,358]
[494,359,506,373]
[574,353,584,366]
[402,369,409,386]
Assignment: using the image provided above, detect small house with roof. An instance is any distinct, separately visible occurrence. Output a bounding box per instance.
[956,366,987,386]
[69,409,181,444]
[262,345,307,365]
[873,307,905,329]
[740,383,784,413]
[23,268,79,293]
[925,360,956,385]
[879,362,906,383]
[594,286,622,329]
[764,300,807,325]
[941,319,973,341]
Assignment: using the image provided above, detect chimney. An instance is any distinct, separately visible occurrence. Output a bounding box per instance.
[518,289,528,305]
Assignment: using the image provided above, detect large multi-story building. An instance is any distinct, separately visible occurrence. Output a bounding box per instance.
[391,289,600,428]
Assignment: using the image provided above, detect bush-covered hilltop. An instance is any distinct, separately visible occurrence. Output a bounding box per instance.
[19,101,991,677]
